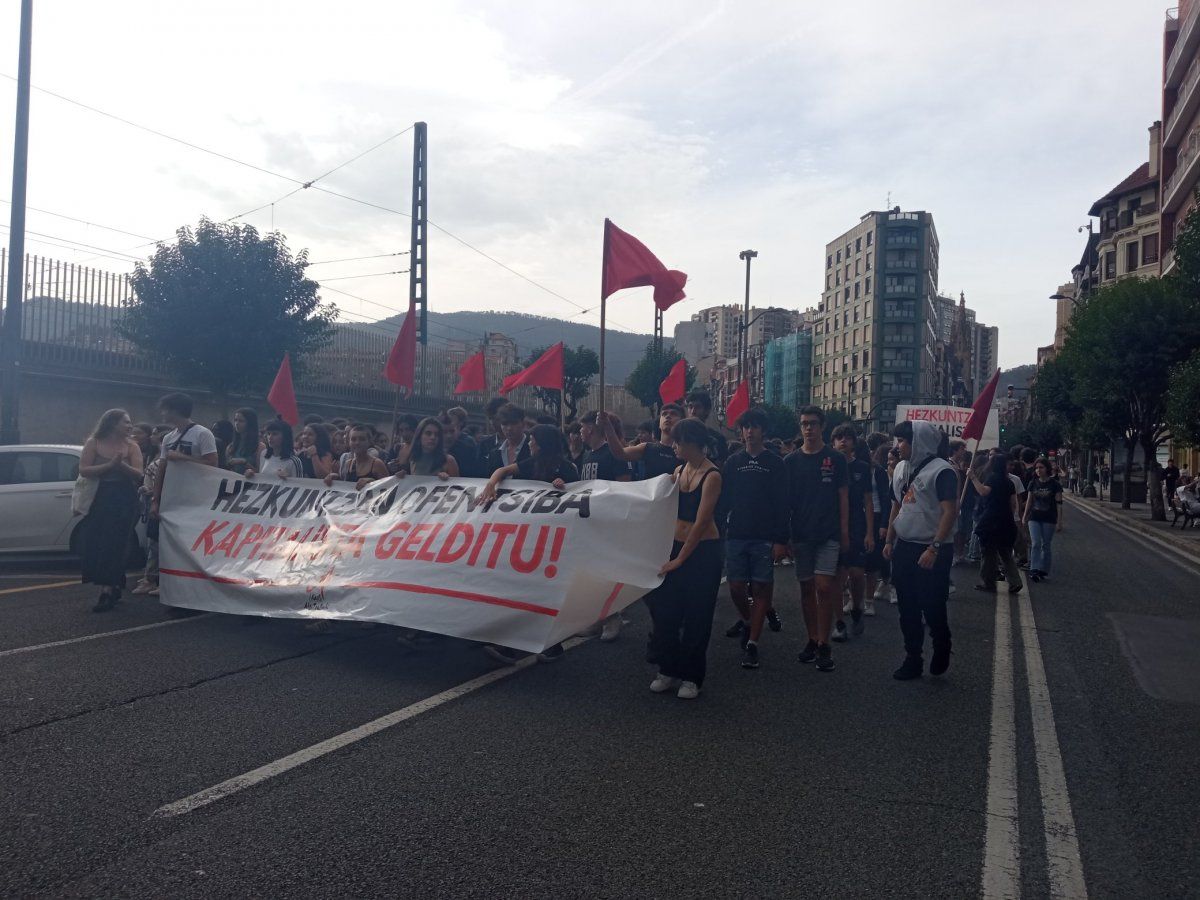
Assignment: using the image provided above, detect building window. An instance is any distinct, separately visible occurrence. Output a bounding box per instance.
[836,272,841,286]
[865,276,872,292]
[836,250,842,263]
[855,260,861,275]
[1143,233,1159,265]
[863,349,869,366]
[826,274,832,289]
[866,252,872,271]
[866,232,873,247]
[854,306,860,323]
[844,288,850,301]
[855,237,862,253]
[844,265,850,280]
[827,255,832,269]
[854,282,861,299]
[1125,241,1138,273]
[1104,250,1116,280]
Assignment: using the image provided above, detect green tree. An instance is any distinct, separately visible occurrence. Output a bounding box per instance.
[759,403,799,440]
[1166,349,1200,448]
[517,344,598,423]
[1057,276,1200,515]
[624,342,694,411]
[822,407,851,443]
[120,218,336,405]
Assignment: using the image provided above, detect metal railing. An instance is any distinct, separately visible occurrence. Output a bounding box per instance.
[1167,3,1199,84]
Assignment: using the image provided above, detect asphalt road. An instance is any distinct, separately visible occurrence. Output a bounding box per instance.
[0,504,1196,899]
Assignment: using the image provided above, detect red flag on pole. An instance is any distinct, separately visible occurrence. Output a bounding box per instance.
[601,219,688,311]
[501,342,564,395]
[962,367,1001,442]
[658,358,687,405]
[267,352,299,426]
[454,350,487,395]
[725,381,749,427]
[383,300,418,391]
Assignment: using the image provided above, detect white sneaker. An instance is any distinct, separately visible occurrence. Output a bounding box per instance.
[842,596,852,614]
[864,599,876,617]
[131,580,155,596]
[600,615,622,642]
[889,586,898,605]
[676,681,700,699]
[873,582,890,602]
[650,674,682,693]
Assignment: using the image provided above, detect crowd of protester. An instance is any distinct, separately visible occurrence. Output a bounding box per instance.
[72,389,1066,700]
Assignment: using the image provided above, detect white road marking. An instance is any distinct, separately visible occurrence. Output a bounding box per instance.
[1018,585,1088,899]
[0,614,214,658]
[981,594,1020,900]
[154,635,592,818]
[1067,497,1200,571]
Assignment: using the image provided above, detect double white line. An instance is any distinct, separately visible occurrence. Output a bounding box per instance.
[982,583,1087,899]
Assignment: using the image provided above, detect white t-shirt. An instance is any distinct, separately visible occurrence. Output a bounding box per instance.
[256,448,304,479]
[160,423,218,461]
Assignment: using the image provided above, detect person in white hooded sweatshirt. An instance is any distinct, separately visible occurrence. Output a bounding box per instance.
[882,420,958,681]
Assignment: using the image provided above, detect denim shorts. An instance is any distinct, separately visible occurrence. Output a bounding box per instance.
[793,539,841,580]
[725,538,774,584]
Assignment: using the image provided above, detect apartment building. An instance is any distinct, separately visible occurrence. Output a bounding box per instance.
[1089,123,1161,283]
[764,330,814,412]
[1161,2,1200,272]
[813,208,940,432]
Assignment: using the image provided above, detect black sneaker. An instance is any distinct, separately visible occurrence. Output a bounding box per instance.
[766,609,783,632]
[930,645,951,676]
[816,644,835,672]
[851,615,865,637]
[483,644,524,666]
[725,620,747,639]
[741,642,760,669]
[893,655,923,680]
[798,640,818,664]
[537,642,565,663]
[831,621,848,643]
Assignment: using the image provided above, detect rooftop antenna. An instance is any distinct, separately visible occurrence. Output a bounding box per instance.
[886,190,891,209]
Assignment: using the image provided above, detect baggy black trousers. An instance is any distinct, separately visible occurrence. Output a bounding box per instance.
[891,539,953,659]
[646,539,724,686]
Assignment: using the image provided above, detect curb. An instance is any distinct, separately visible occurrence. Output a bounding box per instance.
[1065,495,1200,568]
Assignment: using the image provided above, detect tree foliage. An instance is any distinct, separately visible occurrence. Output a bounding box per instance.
[518,344,598,423]
[822,407,851,443]
[759,403,799,440]
[1167,349,1200,448]
[120,219,336,401]
[624,342,695,411]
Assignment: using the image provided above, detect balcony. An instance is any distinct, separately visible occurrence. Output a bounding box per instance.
[882,305,916,321]
[882,356,915,370]
[1163,136,1200,212]
[1167,54,1200,147]
[1167,3,1200,88]
[885,233,919,248]
[882,282,918,299]
[884,256,919,272]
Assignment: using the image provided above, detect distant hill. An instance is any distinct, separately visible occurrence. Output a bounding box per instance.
[349,310,662,383]
[1000,364,1037,391]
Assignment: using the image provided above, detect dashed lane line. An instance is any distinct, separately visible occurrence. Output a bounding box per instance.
[1018,583,1089,899]
[981,593,1020,899]
[0,614,215,658]
[154,635,592,818]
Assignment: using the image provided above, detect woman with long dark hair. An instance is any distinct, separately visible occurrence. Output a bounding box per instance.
[970,451,1023,595]
[298,423,335,479]
[645,418,724,699]
[77,408,144,611]
[1022,457,1064,582]
[227,408,261,475]
[479,424,579,665]
[246,420,305,479]
[211,419,235,470]
[401,417,459,477]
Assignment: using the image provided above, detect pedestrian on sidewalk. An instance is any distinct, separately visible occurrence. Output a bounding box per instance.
[785,406,849,673]
[971,452,1023,595]
[1023,457,1063,582]
[883,420,957,680]
[720,408,790,669]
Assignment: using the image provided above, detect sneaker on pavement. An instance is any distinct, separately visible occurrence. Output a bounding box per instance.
[816,644,835,672]
[831,621,848,643]
[740,627,751,650]
[893,655,923,680]
[725,619,747,639]
[798,640,818,664]
[741,642,760,669]
[842,595,852,614]
[676,681,700,699]
[537,643,565,662]
[930,645,952,676]
[600,616,622,642]
[131,581,155,596]
[864,599,876,617]
[873,582,890,602]
[851,616,865,637]
[650,674,682,693]
[766,609,783,632]
[148,586,160,597]
[484,644,524,666]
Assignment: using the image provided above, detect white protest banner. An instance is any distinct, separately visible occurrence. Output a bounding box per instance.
[895,404,1000,448]
[158,465,677,653]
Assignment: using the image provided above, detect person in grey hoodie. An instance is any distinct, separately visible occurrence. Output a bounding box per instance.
[882,420,958,681]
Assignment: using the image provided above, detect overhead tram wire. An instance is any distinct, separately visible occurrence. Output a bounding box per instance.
[320,269,409,282]
[7,76,641,332]
[0,199,157,242]
[307,252,408,266]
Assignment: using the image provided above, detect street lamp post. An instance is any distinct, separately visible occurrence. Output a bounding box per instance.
[738,249,758,394]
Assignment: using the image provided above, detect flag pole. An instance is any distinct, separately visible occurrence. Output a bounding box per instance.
[959,437,980,505]
[391,383,402,444]
[599,219,610,403]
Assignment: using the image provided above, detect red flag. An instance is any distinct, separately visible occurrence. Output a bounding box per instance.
[384,300,418,391]
[267,352,299,426]
[501,342,564,395]
[454,350,487,394]
[725,381,749,427]
[962,368,1001,442]
[602,219,688,312]
[658,358,687,405]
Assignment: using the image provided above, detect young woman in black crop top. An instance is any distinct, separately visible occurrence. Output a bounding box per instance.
[645,418,723,700]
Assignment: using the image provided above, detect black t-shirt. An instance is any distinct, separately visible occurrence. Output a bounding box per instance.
[721,449,789,543]
[516,456,580,484]
[846,458,872,540]
[976,472,1016,543]
[1027,476,1063,523]
[785,444,847,543]
[701,424,728,466]
[642,442,680,479]
[450,434,480,478]
[580,444,631,482]
[1165,465,1181,493]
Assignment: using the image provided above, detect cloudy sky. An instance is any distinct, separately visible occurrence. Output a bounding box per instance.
[0,0,1165,366]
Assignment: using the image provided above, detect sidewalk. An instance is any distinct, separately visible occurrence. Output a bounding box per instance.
[1065,492,1200,563]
